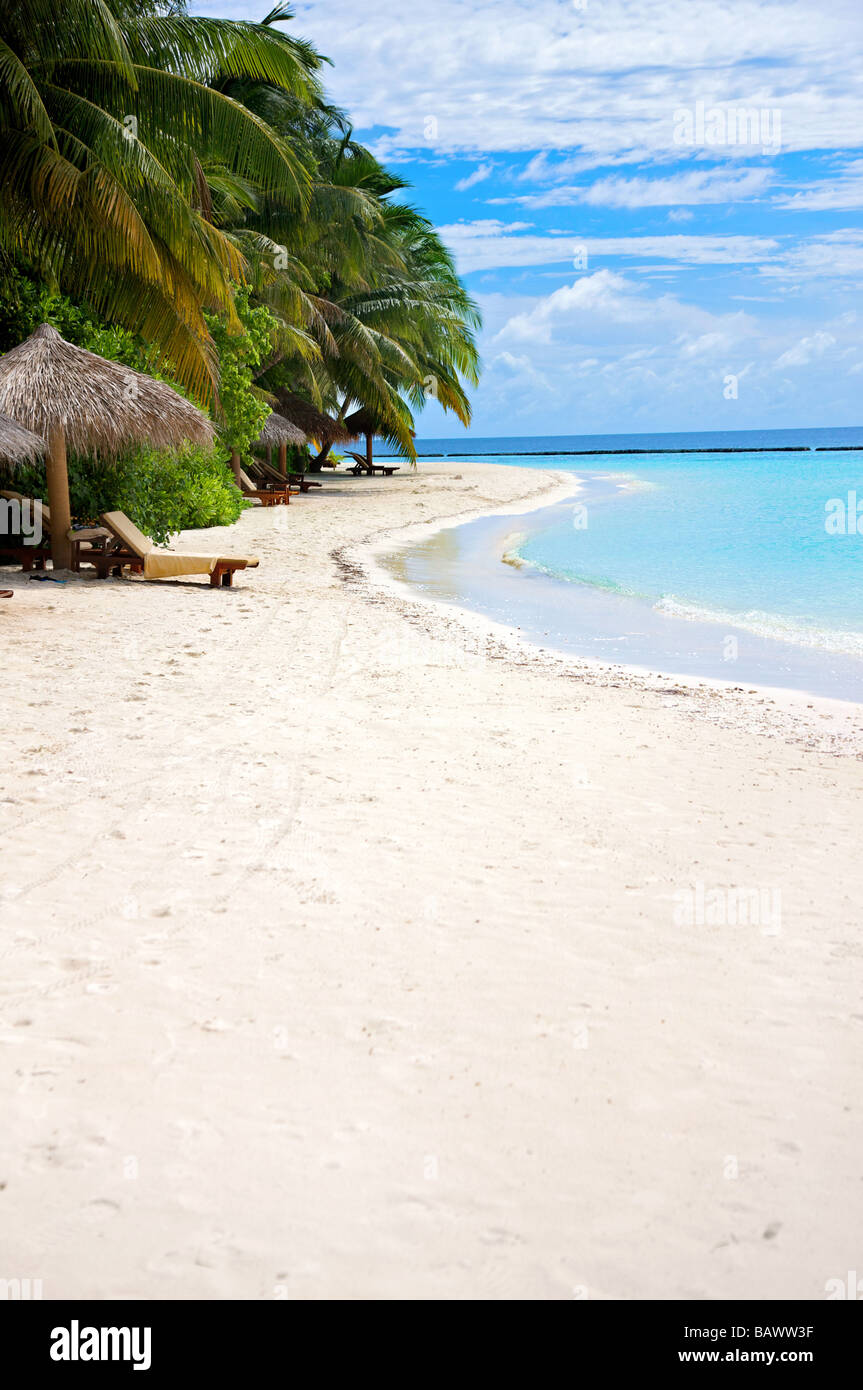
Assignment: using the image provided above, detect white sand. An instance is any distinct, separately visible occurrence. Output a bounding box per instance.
[1,459,861,1301]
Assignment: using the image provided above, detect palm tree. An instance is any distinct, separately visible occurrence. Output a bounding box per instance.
[210,43,481,456]
[0,0,323,400]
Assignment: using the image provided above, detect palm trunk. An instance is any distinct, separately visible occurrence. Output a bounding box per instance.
[309,442,330,472]
[46,424,72,570]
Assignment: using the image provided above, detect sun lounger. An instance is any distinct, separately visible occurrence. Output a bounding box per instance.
[1,488,49,570]
[251,458,322,493]
[0,489,113,572]
[238,468,289,506]
[245,460,296,498]
[98,511,259,587]
[344,451,400,477]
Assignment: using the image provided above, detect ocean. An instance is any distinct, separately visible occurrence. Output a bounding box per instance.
[377,427,863,700]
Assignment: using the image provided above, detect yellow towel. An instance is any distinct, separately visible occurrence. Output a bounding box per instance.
[100,513,259,580]
[143,552,218,580]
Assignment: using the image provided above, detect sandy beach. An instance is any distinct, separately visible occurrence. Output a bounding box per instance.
[2,458,862,1301]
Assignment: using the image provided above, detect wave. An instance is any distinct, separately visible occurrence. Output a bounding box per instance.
[511,551,643,598]
[653,595,863,658]
[500,531,529,568]
[506,550,863,658]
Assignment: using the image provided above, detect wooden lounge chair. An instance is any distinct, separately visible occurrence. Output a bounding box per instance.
[245,460,297,498]
[344,451,400,477]
[98,511,259,587]
[251,458,322,493]
[238,468,289,506]
[0,489,113,572]
[1,488,48,569]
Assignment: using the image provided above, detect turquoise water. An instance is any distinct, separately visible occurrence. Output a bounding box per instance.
[385,446,863,699]
[517,451,863,658]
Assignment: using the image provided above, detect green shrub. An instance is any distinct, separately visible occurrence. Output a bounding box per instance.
[204,289,275,465]
[13,443,248,547]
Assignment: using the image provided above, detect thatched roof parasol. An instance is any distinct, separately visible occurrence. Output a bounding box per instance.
[343,406,380,439]
[0,412,46,467]
[274,392,352,445]
[0,323,214,568]
[0,324,213,456]
[343,405,415,467]
[255,412,306,449]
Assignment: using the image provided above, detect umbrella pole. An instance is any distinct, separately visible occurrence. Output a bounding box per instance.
[366,431,373,471]
[46,424,72,570]
[278,443,287,479]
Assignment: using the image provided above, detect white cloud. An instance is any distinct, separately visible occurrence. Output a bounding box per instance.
[510,166,773,209]
[199,1,863,161]
[759,230,863,282]
[501,270,637,342]
[465,278,863,433]
[435,220,779,273]
[496,270,755,348]
[776,330,837,367]
[455,162,495,191]
[774,159,863,211]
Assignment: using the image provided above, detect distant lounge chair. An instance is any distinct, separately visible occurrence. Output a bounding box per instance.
[0,489,111,571]
[238,467,289,506]
[98,511,259,587]
[344,451,400,477]
[0,489,47,570]
[251,458,322,493]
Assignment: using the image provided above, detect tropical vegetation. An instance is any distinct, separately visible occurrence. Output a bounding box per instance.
[0,0,480,534]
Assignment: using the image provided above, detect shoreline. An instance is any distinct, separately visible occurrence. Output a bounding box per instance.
[351,465,863,759]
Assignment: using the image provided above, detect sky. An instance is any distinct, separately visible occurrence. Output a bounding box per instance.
[197,1,863,439]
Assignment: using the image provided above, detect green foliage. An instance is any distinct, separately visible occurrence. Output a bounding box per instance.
[205,288,276,462]
[0,0,321,400]
[15,443,247,547]
[0,4,480,468]
[286,443,309,472]
[0,266,160,368]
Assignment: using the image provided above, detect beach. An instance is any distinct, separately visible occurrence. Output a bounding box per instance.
[2,457,862,1300]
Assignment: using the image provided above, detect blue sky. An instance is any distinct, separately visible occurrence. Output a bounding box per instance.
[199,1,863,438]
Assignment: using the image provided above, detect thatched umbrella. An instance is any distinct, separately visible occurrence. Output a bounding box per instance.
[0,412,46,467]
[0,324,214,569]
[252,412,306,478]
[274,391,352,469]
[343,405,415,470]
[275,393,351,442]
[343,406,379,471]
[257,412,306,450]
